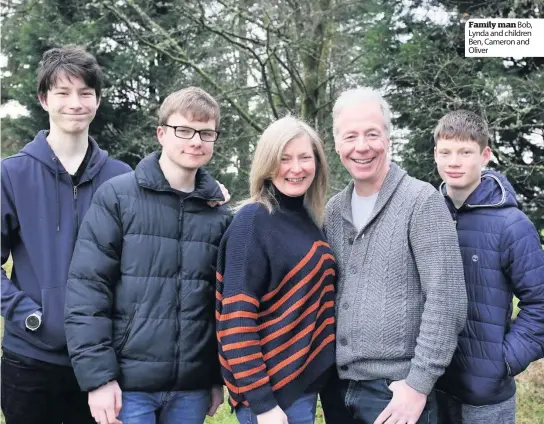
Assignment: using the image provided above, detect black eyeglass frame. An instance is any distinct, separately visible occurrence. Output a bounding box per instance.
[162,124,220,142]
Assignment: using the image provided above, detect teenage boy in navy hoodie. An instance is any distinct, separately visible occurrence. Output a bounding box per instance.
[433,110,544,423]
[1,45,132,424]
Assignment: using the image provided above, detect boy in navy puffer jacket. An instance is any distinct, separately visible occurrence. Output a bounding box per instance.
[433,109,544,424]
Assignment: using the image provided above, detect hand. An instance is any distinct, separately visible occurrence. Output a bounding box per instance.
[207,181,231,207]
[373,380,426,424]
[88,380,123,424]
[207,385,224,416]
[257,405,288,424]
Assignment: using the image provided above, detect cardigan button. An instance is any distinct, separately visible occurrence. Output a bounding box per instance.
[348,237,354,245]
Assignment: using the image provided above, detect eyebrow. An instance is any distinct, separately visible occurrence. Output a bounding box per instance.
[52,86,93,91]
[281,153,313,157]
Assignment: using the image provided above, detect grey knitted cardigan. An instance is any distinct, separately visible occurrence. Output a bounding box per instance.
[324,163,467,395]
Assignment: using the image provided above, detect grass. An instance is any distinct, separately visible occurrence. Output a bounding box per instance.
[2,260,543,423]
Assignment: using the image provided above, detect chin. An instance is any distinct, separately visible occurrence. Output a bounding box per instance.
[179,158,209,170]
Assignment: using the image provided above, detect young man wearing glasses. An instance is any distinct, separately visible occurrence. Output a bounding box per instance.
[65,87,232,424]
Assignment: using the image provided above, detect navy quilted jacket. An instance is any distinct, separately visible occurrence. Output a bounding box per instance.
[436,170,544,406]
[65,152,232,392]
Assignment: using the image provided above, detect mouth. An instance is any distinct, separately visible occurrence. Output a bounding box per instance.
[285,177,305,183]
[352,157,375,165]
[446,172,464,178]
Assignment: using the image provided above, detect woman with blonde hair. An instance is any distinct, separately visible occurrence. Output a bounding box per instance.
[216,116,337,424]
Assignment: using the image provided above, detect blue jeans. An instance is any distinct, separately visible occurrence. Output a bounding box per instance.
[118,390,210,424]
[235,393,318,424]
[344,379,438,424]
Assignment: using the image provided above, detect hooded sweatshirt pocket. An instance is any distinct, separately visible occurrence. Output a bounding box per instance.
[39,286,68,350]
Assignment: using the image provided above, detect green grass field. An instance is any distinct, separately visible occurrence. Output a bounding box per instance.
[2,260,543,423]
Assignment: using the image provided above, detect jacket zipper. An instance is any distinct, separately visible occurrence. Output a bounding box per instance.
[172,199,184,388]
[73,185,79,248]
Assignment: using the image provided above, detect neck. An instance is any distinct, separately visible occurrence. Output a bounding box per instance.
[159,153,197,192]
[272,184,305,211]
[354,163,390,197]
[46,126,89,159]
[446,179,481,209]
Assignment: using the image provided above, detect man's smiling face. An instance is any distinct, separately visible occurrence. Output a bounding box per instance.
[334,102,391,186]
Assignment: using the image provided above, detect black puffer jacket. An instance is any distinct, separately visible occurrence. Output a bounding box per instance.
[65,152,232,392]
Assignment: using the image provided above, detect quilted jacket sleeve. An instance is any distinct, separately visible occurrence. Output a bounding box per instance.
[501,210,544,376]
[65,182,124,391]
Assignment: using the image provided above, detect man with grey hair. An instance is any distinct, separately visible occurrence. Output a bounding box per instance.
[319,87,468,424]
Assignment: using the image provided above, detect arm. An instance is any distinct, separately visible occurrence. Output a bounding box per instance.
[65,182,123,392]
[216,208,277,415]
[501,212,544,376]
[407,189,468,395]
[1,164,41,327]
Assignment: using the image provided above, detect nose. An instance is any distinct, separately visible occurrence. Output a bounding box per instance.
[354,136,369,152]
[67,93,83,109]
[187,133,204,148]
[290,159,302,173]
[449,153,461,167]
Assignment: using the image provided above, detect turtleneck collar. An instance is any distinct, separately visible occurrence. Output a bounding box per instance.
[270,183,305,211]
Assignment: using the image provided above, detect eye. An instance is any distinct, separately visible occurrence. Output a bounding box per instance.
[367,133,380,140]
[178,128,193,136]
[81,92,94,97]
[281,157,290,163]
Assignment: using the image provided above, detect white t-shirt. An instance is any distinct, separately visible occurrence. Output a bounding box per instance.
[351,190,379,232]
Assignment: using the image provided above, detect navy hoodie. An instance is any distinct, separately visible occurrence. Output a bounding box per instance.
[1,130,132,365]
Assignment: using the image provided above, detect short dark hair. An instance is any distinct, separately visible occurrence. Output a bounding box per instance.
[37,45,103,99]
[433,110,489,151]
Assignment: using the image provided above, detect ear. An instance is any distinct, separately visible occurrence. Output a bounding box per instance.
[38,94,49,112]
[433,146,438,163]
[96,96,102,108]
[157,126,166,147]
[482,146,492,166]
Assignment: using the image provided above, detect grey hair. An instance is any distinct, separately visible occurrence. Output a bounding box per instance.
[332,87,392,136]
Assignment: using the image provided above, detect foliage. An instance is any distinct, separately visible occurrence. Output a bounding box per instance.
[1,0,542,235]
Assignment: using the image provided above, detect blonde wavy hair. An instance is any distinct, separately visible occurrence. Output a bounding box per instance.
[239,116,329,225]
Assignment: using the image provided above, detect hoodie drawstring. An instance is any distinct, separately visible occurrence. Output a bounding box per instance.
[53,156,60,232]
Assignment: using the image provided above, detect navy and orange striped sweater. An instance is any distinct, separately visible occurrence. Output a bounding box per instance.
[216,190,337,415]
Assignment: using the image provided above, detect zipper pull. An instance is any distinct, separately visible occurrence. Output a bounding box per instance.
[73,186,78,199]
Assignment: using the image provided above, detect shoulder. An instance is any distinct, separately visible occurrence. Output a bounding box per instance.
[401,175,437,199]
[104,157,132,174]
[399,176,445,212]
[95,171,138,199]
[1,153,31,176]
[500,207,539,241]
[225,203,271,236]
[212,203,235,219]
[233,202,270,224]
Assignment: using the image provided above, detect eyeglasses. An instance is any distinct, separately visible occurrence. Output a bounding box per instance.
[163,124,220,142]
